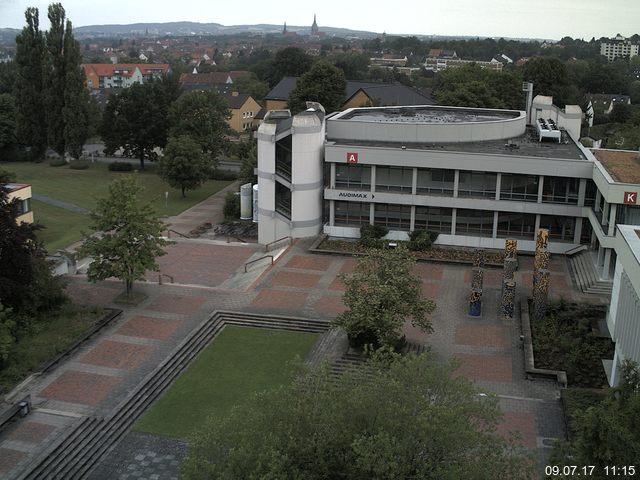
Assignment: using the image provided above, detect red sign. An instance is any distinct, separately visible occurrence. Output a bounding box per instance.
[624,192,638,205]
[346,152,358,164]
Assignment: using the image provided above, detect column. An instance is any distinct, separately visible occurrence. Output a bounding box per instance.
[411,167,418,195]
[453,170,460,198]
[537,175,544,203]
[451,208,457,235]
[595,190,602,212]
[577,178,587,207]
[330,162,336,188]
[369,203,375,225]
[495,173,502,201]
[329,200,335,226]
[410,205,416,231]
[574,218,583,244]
[608,204,617,236]
[370,165,376,193]
[492,211,499,239]
[603,249,612,280]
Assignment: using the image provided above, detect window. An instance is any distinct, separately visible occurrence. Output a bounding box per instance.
[539,215,576,242]
[416,168,454,196]
[375,166,413,193]
[500,174,539,202]
[457,170,497,199]
[455,209,494,237]
[497,212,536,240]
[275,182,291,219]
[542,176,579,204]
[335,164,371,190]
[334,201,370,226]
[414,206,452,233]
[17,198,31,215]
[374,203,411,230]
[584,180,597,207]
[275,136,292,181]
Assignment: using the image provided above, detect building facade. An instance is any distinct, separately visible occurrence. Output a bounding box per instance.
[5,183,33,224]
[82,64,170,90]
[600,34,639,62]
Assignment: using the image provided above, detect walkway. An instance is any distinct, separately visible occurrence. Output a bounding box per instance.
[31,194,89,215]
[0,208,601,478]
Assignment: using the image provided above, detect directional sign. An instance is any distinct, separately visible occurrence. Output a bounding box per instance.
[624,191,638,205]
[346,152,358,164]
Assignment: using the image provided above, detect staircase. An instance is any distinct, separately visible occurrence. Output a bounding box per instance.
[568,251,613,296]
[15,312,328,480]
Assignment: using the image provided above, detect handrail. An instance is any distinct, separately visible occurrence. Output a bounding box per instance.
[564,244,587,257]
[265,236,292,252]
[227,235,248,244]
[167,229,188,239]
[158,273,174,285]
[244,255,274,273]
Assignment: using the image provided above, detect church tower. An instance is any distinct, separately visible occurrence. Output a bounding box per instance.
[311,14,319,35]
[283,21,287,34]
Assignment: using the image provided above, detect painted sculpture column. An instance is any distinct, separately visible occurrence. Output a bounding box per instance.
[501,238,517,319]
[533,229,550,319]
[468,249,485,317]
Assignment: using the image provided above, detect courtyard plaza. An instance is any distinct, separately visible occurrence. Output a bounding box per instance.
[0,197,603,479]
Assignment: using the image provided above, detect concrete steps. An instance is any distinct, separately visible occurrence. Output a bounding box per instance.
[568,252,612,296]
[17,311,329,480]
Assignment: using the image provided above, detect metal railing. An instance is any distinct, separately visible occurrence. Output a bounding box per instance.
[158,273,174,285]
[244,255,274,273]
[265,236,292,252]
[167,229,189,239]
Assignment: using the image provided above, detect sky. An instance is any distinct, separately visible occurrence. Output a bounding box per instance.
[1,0,639,40]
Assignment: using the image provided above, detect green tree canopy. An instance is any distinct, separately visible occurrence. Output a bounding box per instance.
[288,60,346,114]
[101,82,175,169]
[0,94,17,155]
[332,246,436,350]
[330,52,370,80]
[521,56,569,105]
[44,2,66,156]
[182,353,533,480]
[168,90,230,166]
[269,46,313,86]
[79,176,168,296]
[159,135,211,197]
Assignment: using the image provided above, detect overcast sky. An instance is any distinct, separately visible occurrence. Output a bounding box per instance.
[1,0,639,40]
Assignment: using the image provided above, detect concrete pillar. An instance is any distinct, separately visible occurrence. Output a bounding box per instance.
[595,190,602,212]
[578,178,587,207]
[534,214,541,240]
[574,217,583,244]
[451,208,457,235]
[453,170,460,198]
[492,211,498,238]
[369,203,374,225]
[603,248,612,280]
[608,204,618,236]
[597,245,605,266]
[371,165,377,193]
[329,200,335,226]
[330,162,336,188]
[410,205,416,231]
[495,173,501,200]
[411,167,418,195]
[537,175,544,203]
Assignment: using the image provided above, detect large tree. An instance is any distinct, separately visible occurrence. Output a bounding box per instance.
[101,82,174,170]
[521,57,569,105]
[158,135,211,197]
[269,46,313,86]
[332,246,436,350]
[168,90,230,167]
[0,94,17,156]
[44,2,66,155]
[288,60,346,114]
[182,353,534,480]
[79,176,168,296]
[14,7,46,159]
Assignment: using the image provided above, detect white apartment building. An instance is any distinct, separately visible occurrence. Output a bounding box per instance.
[600,34,639,62]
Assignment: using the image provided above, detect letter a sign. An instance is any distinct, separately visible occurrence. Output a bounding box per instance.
[347,152,358,164]
[624,191,637,204]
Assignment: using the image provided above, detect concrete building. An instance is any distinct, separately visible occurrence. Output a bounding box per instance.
[600,34,639,62]
[82,64,170,90]
[607,224,640,386]
[5,183,33,224]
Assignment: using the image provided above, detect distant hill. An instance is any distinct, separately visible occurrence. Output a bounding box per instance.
[0,28,20,43]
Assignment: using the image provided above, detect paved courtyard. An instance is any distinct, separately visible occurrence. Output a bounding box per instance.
[0,191,602,478]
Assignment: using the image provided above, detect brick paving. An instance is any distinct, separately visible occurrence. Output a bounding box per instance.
[270,270,323,288]
[145,294,206,315]
[455,325,510,349]
[0,448,26,475]
[249,289,308,311]
[312,294,347,316]
[285,254,332,271]
[80,340,154,370]
[2,422,56,443]
[497,411,538,449]
[40,370,121,406]
[453,353,514,383]
[116,316,181,341]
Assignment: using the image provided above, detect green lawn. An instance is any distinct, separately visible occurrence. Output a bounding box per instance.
[0,304,105,391]
[134,326,318,439]
[32,199,93,251]
[2,161,234,251]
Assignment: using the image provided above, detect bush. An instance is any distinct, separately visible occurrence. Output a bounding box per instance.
[69,160,89,170]
[223,191,241,220]
[359,224,388,248]
[211,169,238,181]
[49,158,67,167]
[108,161,133,172]
[408,229,439,252]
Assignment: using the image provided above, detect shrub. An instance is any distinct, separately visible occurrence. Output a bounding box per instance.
[408,229,439,252]
[223,191,241,220]
[69,160,89,170]
[211,169,238,181]
[359,224,388,248]
[49,158,67,167]
[108,161,133,172]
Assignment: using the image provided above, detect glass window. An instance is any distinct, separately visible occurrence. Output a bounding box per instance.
[539,215,576,242]
[584,180,597,207]
[275,135,292,181]
[334,201,370,226]
[542,176,579,204]
[456,209,494,237]
[497,212,537,240]
[275,182,291,219]
[458,170,497,199]
[414,206,452,233]
[416,168,454,196]
[335,164,371,190]
[500,174,539,202]
[374,203,411,230]
[376,166,413,193]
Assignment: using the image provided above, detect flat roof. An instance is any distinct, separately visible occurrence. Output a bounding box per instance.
[3,183,30,193]
[329,126,586,161]
[336,105,520,124]
[591,149,640,184]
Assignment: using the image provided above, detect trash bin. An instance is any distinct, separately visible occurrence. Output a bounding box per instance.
[18,400,30,417]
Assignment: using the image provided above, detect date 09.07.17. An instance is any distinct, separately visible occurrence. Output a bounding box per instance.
[545,465,636,476]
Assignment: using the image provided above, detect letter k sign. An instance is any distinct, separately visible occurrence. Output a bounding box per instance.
[624,191,637,204]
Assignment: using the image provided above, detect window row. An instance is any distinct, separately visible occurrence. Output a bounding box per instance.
[333,165,586,205]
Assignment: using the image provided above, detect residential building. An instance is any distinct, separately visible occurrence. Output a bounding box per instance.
[370,55,409,67]
[423,56,503,72]
[82,63,170,90]
[5,183,33,224]
[600,34,639,62]
[224,92,262,132]
[492,53,513,66]
[586,93,631,117]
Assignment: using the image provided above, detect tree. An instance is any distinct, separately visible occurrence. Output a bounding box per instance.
[101,82,172,170]
[159,135,211,197]
[332,246,436,350]
[0,303,15,366]
[237,138,257,185]
[14,7,46,159]
[609,103,633,124]
[288,60,346,114]
[0,61,18,95]
[0,94,17,156]
[269,46,313,86]
[330,52,370,80]
[62,19,89,159]
[44,3,66,156]
[521,57,569,105]
[231,73,269,103]
[168,90,230,167]
[79,176,168,296]
[182,353,534,480]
